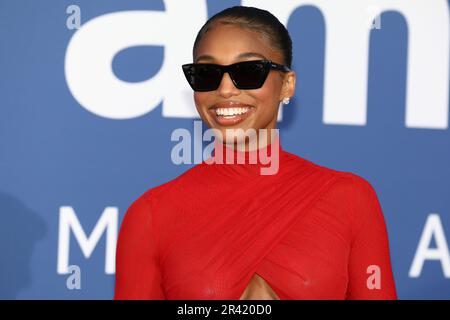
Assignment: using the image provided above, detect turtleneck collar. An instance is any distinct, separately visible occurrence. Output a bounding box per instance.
[203,132,284,176]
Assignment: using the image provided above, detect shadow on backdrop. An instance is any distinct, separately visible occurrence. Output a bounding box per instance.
[0,192,47,299]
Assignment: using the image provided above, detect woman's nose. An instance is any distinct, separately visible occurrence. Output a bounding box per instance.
[217,72,240,97]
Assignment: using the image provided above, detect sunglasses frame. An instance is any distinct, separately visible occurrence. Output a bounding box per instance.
[182,59,291,92]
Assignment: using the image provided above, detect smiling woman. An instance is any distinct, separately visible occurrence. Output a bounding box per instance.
[188,12,295,151]
[114,5,398,300]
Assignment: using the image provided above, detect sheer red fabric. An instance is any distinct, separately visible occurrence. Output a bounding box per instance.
[114,135,397,299]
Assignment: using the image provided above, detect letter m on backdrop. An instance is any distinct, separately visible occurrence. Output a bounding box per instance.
[57,206,118,275]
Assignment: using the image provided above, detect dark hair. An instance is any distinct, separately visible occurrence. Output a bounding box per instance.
[193,6,293,68]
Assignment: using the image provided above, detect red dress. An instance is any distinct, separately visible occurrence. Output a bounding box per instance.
[114,135,397,299]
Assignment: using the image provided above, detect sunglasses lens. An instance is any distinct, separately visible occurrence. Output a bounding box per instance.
[183,65,222,91]
[182,61,273,91]
[231,61,269,89]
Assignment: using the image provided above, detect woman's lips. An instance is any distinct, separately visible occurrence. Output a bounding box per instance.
[208,102,254,126]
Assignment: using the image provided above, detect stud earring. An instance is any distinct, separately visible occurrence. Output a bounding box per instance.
[282,97,290,105]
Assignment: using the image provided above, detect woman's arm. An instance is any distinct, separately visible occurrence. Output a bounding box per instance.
[114,194,166,299]
[346,175,398,299]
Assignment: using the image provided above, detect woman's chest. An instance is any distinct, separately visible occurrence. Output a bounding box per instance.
[160,210,352,300]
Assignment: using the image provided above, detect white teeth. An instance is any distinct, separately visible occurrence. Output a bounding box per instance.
[214,107,250,116]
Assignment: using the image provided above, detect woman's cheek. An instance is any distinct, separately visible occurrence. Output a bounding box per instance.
[194,94,209,119]
[193,93,203,110]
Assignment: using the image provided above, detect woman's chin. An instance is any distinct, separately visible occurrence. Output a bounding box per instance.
[213,127,260,148]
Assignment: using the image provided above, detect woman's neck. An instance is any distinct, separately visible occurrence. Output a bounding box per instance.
[221,128,280,152]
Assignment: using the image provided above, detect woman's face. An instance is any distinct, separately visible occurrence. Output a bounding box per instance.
[193,24,295,148]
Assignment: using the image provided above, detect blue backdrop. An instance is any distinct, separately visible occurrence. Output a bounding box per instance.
[1,0,449,299]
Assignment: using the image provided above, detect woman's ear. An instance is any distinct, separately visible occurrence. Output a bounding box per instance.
[279,71,296,102]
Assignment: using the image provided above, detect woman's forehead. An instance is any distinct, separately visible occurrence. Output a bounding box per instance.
[195,52,268,64]
[194,25,281,64]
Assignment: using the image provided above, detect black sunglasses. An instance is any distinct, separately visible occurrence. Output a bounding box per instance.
[182,60,291,92]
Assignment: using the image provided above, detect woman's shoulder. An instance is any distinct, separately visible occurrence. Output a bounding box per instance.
[291,154,385,234]
[129,163,207,208]
[282,149,378,200]
[302,157,384,230]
